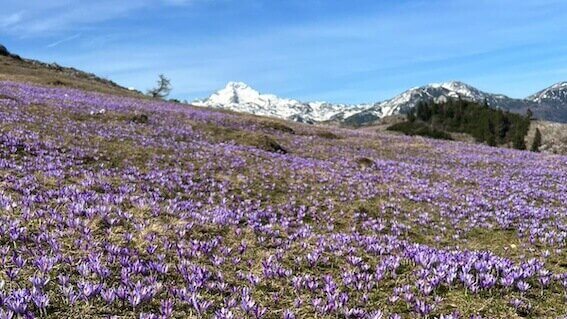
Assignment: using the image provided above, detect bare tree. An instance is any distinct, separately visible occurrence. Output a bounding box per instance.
[147,74,172,99]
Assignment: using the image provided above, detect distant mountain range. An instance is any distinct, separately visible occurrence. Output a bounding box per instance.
[193,82,372,124]
[194,81,567,125]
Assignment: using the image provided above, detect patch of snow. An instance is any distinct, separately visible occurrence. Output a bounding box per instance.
[194,80,565,125]
[193,82,373,122]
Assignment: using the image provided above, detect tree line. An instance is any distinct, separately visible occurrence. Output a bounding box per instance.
[390,99,541,151]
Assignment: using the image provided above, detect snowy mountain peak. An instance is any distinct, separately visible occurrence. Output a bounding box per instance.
[341,81,531,125]
[436,80,472,89]
[527,81,567,106]
[193,82,371,123]
[428,81,493,100]
[206,81,275,105]
[194,80,567,125]
[222,81,259,96]
[550,81,567,89]
[225,81,250,89]
[367,81,506,117]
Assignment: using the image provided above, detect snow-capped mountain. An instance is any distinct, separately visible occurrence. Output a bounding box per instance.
[194,81,567,125]
[380,81,525,113]
[343,81,529,125]
[524,82,567,123]
[527,82,567,106]
[192,82,371,123]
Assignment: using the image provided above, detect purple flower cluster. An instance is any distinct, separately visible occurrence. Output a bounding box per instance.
[0,80,566,318]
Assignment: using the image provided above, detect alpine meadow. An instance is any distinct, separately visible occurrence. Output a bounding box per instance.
[1,1,567,319]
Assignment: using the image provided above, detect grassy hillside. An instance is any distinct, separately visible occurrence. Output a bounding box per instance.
[0,80,566,318]
[0,50,142,97]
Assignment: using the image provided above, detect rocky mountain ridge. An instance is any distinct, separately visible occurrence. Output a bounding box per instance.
[195,81,567,125]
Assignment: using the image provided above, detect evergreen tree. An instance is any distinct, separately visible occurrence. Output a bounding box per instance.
[531,128,542,152]
[526,108,533,120]
[393,99,531,150]
[487,119,496,146]
[512,132,526,150]
[406,110,416,123]
[416,102,432,121]
[475,113,489,143]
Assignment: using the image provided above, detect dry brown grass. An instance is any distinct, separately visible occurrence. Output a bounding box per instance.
[527,120,567,154]
[0,56,142,97]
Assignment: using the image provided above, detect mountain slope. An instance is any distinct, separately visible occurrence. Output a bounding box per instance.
[528,82,567,105]
[0,43,141,97]
[0,79,566,318]
[193,81,371,123]
[525,82,567,123]
[196,81,567,125]
[344,81,531,126]
[378,81,527,115]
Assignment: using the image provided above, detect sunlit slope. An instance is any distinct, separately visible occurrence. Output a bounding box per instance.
[0,81,566,318]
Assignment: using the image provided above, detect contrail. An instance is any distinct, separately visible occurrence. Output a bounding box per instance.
[47,33,81,48]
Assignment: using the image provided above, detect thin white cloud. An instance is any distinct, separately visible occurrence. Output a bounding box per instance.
[0,12,24,28]
[46,33,82,48]
[3,0,565,102]
[1,1,153,36]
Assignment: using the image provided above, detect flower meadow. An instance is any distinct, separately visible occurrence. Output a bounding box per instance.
[0,81,566,319]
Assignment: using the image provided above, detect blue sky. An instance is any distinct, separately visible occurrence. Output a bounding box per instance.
[1,0,566,103]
